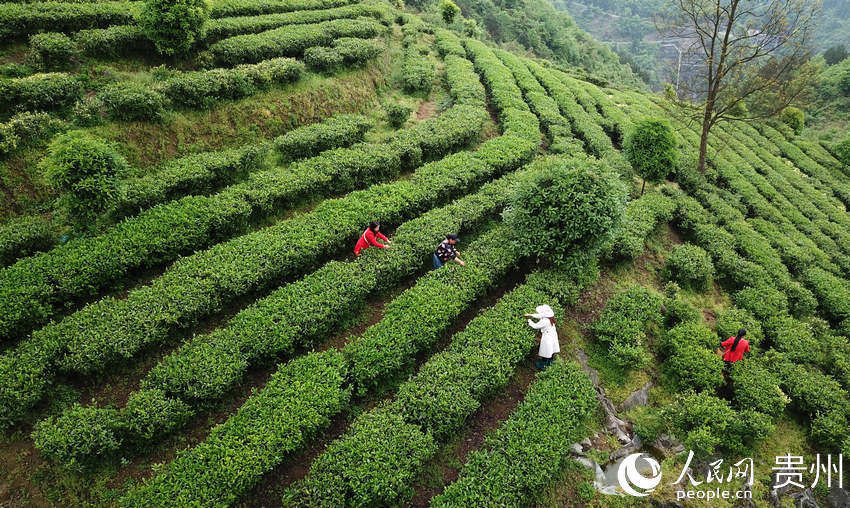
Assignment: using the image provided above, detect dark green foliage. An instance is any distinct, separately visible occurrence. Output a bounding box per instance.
[607,192,676,260]
[0,72,82,115]
[824,45,848,66]
[139,0,210,56]
[440,0,460,24]
[401,24,435,93]
[715,307,762,348]
[32,404,123,471]
[733,285,789,321]
[779,107,805,135]
[383,102,412,128]
[273,113,371,162]
[122,389,193,443]
[0,2,137,41]
[209,0,359,18]
[665,345,723,392]
[41,131,128,229]
[663,392,774,456]
[665,243,714,291]
[663,296,701,327]
[303,37,382,71]
[0,111,65,157]
[503,156,627,271]
[28,32,76,71]
[206,18,384,67]
[433,360,597,506]
[624,118,677,190]
[729,360,788,417]
[835,136,850,167]
[662,321,718,352]
[74,25,152,58]
[96,82,169,122]
[0,216,55,268]
[591,286,663,368]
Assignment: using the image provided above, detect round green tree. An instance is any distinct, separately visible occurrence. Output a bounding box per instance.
[41,130,128,230]
[780,107,805,135]
[139,0,209,56]
[440,0,460,24]
[503,156,627,274]
[624,118,678,194]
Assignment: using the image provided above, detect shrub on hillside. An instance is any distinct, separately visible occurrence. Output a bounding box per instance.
[32,404,123,471]
[624,118,677,194]
[665,345,723,392]
[665,243,714,291]
[139,0,209,56]
[733,285,788,321]
[836,136,850,167]
[0,73,83,115]
[121,389,193,443]
[715,307,762,348]
[440,0,460,24]
[729,360,788,417]
[662,321,717,352]
[41,131,128,230]
[503,156,627,273]
[97,82,169,122]
[591,286,663,368]
[0,111,65,156]
[28,33,77,71]
[663,392,774,456]
[780,107,804,135]
[384,102,412,128]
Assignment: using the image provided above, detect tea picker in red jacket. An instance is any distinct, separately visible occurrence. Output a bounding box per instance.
[354,221,391,256]
[720,328,750,371]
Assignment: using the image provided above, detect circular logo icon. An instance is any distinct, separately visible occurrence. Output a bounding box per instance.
[617,453,662,497]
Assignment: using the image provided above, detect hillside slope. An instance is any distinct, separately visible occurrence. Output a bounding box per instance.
[0,0,849,507]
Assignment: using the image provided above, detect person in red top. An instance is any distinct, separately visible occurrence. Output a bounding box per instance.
[721,328,750,367]
[354,222,391,256]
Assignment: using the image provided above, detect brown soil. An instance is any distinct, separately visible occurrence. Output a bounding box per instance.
[407,365,538,507]
[417,101,438,121]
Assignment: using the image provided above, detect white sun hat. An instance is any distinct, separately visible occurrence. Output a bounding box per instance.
[535,304,554,318]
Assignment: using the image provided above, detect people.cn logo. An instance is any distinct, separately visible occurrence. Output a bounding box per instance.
[617,453,663,497]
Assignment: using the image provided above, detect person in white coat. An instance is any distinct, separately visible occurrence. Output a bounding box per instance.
[525,304,559,370]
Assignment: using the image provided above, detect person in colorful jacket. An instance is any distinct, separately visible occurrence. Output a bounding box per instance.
[526,304,559,370]
[720,328,750,370]
[433,233,465,269]
[354,221,390,256]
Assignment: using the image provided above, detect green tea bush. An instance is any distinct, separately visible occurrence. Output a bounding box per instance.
[663,295,701,327]
[273,113,371,162]
[715,307,762,348]
[662,321,718,352]
[624,118,677,192]
[0,72,82,115]
[665,243,714,291]
[733,285,788,321]
[803,267,850,322]
[0,106,485,345]
[209,0,358,18]
[0,111,65,157]
[664,392,774,456]
[433,27,465,57]
[97,82,169,122]
[32,404,123,471]
[433,360,596,506]
[606,192,676,260]
[401,27,435,93]
[303,37,382,71]
[28,32,76,70]
[591,286,663,368]
[383,102,412,128]
[0,2,136,41]
[764,315,819,364]
[443,55,486,107]
[41,130,129,229]
[665,345,723,392]
[0,216,55,267]
[780,107,805,135]
[835,136,850,167]
[503,156,627,272]
[74,25,152,58]
[728,360,788,417]
[206,18,383,67]
[121,389,193,443]
[139,0,209,56]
